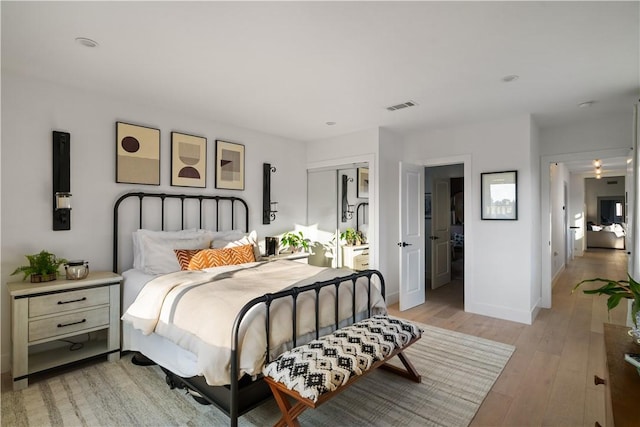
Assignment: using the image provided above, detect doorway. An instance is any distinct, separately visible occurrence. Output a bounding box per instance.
[424,163,465,307]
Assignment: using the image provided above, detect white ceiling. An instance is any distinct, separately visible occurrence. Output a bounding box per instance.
[2,1,639,143]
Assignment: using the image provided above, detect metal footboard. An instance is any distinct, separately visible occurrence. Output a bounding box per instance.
[228,269,386,427]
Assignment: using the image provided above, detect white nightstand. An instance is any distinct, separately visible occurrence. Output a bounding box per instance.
[342,244,370,271]
[261,252,310,264]
[7,271,122,390]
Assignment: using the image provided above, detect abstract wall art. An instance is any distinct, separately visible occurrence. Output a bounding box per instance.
[171,132,206,188]
[116,122,160,185]
[215,140,244,190]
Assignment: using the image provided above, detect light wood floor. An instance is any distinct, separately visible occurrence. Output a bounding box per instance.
[388,248,629,427]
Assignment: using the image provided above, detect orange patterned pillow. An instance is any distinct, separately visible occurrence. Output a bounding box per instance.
[174,249,204,271]
[186,244,256,270]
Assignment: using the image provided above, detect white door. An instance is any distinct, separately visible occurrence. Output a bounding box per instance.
[399,162,425,311]
[430,178,451,289]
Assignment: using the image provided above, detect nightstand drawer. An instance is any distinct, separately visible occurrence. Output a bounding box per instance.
[29,287,109,317]
[353,255,370,270]
[29,307,109,342]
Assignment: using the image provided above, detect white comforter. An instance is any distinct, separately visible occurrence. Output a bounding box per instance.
[122,260,386,385]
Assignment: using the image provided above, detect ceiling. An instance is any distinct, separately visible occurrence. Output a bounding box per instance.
[2,1,639,143]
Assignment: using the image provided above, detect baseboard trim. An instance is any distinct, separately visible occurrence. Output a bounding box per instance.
[465,301,534,325]
[551,264,566,288]
[386,291,399,306]
[1,352,10,374]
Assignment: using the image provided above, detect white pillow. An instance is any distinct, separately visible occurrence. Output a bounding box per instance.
[213,230,261,260]
[209,229,247,245]
[139,234,212,275]
[133,229,201,269]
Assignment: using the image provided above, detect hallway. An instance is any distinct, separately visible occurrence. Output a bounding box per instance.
[389,248,628,426]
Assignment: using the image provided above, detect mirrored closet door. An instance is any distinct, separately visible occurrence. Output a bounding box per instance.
[307,163,371,270]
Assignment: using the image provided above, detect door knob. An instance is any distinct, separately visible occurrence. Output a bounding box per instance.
[397,242,412,247]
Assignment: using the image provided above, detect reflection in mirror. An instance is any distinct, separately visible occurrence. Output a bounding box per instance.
[307,163,370,269]
[307,170,338,267]
[598,196,624,224]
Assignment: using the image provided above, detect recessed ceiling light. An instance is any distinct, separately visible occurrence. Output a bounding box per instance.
[325,121,336,126]
[501,75,519,83]
[75,37,98,48]
[578,101,594,108]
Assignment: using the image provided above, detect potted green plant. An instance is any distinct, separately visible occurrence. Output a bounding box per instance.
[340,228,365,246]
[280,231,309,253]
[11,250,68,283]
[572,275,640,332]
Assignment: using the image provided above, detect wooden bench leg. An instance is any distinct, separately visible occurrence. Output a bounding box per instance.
[267,381,308,427]
[379,351,422,383]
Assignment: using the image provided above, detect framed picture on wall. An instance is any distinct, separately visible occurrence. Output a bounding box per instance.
[116,122,160,185]
[357,167,369,198]
[171,132,206,188]
[481,170,518,220]
[425,193,432,219]
[215,140,245,190]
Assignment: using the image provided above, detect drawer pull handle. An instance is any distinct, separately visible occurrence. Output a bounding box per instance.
[58,319,86,328]
[594,375,606,386]
[58,297,87,305]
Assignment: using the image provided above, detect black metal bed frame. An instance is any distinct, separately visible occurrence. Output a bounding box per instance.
[113,191,249,272]
[356,201,369,232]
[113,191,385,427]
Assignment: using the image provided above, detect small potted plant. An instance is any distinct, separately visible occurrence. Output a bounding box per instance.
[572,275,640,338]
[280,231,309,253]
[11,250,68,283]
[340,228,365,246]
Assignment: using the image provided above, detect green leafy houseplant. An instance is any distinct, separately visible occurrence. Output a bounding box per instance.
[340,228,365,246]
[572,275,640,327]
[11,250,68,283]
[280,231,309,253]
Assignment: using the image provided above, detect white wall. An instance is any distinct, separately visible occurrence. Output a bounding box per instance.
[540,114,632,156]
[404,115,539,324]
[529,120,542,314]
[378,128,403,304]
[1,73,307,372]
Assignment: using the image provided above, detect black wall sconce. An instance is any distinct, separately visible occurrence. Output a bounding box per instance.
[53,131,72,231]
[263,163,278,224]
[341,174,354,222]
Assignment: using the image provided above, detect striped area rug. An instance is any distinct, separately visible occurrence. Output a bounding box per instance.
[1,322,514,427]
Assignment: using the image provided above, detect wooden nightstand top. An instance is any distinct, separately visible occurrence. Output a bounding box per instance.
[261,252,310,262]
[7,271,122,297]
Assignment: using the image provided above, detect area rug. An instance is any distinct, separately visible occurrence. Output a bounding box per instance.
[1,322,514,427]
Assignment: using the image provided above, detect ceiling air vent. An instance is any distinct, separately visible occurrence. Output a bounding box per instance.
[386,100,418,112]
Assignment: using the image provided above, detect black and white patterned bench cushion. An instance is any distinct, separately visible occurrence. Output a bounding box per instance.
[263,315,422,402]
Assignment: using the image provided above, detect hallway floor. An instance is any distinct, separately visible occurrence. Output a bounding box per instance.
[388,248,628,426]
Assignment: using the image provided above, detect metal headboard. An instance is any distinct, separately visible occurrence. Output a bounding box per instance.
[356,202,368,232]
[113,191,249,273]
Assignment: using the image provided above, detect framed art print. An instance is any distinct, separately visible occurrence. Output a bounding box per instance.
[357,167,369,198]
[171,132,206,188]
[481,170,518,220]
[425,193,432,219]
[116,122,160,185]
[215,140,245,190]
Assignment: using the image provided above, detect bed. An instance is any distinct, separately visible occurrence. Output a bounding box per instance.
[586,223,625,249]
[113,191,387,426]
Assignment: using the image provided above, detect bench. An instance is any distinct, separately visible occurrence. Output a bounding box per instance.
[262,315,422,427]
